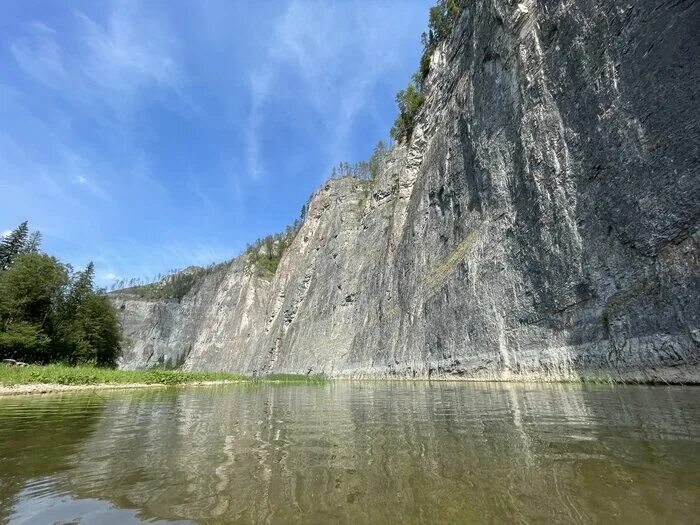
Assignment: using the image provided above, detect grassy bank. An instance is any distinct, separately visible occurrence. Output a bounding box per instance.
[0,365,329,390]
[0,364,247,386]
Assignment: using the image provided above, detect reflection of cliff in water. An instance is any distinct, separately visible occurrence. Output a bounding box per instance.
[0,394,107,522]
[53,384,700,524]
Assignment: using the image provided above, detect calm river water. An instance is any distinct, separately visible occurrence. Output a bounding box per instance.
[0,382,698,524]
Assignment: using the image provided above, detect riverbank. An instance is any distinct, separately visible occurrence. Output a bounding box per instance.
[0,364,246,386]
[0,380,239,396]
[0,364,329,396]
[0,364,245,396]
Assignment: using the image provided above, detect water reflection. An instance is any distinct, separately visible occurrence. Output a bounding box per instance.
[0,383,698,524]
[0,395,106,523]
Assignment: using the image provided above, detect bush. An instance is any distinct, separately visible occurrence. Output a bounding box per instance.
[0,322,50,362]
[390,83,426,143]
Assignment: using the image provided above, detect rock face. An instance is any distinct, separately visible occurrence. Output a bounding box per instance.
[114,0,699,382]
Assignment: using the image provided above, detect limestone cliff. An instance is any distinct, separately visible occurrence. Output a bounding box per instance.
[114,0,699,382]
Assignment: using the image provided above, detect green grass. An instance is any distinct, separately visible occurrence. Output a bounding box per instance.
[0,364,330,387]
[0,364,248,386]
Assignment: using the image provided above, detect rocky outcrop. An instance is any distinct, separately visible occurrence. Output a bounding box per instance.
[114,0,699,382]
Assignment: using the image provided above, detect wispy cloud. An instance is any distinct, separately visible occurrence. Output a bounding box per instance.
[1,1,429,283]
[75,7,181,95]
[11,2,184,117]
[2,1,181,262]
[10,21,66,85]
[244,0,421,182]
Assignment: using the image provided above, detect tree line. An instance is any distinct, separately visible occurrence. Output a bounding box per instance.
[328,141,388,182]
[0,222,122,366]
[113,262,233,302]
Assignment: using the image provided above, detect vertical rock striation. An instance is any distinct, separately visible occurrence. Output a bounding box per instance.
[114,0,699,382]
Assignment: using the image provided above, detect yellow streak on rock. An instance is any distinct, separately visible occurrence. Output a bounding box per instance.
[425,229,479,292]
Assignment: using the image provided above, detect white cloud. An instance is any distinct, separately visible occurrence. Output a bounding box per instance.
[1,230,11,238]
[74,175,87,184]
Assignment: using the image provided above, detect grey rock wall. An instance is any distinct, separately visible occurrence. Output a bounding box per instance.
[114,0,699,382]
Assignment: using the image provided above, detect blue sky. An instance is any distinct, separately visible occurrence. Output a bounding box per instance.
[0,0,431,286]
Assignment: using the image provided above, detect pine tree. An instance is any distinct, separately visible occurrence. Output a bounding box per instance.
[369,141,387,180]
[23,231,42,253]
[0,221,29,271]
[61,262,95,321]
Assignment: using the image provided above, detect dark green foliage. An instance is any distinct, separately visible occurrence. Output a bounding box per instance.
[0,222,122,367]
[429,0,460,43]
[0,322,51,362]
[168,273,199,301]
[0,253,68,330]
[60,262,95,322]
[24,231,41,253]
[57,293,122,367]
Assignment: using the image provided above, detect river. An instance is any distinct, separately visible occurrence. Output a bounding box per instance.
[0,382,698,523]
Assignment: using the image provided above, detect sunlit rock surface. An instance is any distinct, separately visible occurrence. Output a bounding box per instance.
[114,0,699,382]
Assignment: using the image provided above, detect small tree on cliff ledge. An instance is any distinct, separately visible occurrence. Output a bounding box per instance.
[390,83,425,144]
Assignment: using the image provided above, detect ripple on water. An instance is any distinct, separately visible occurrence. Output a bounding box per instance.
[0,383,698,524]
